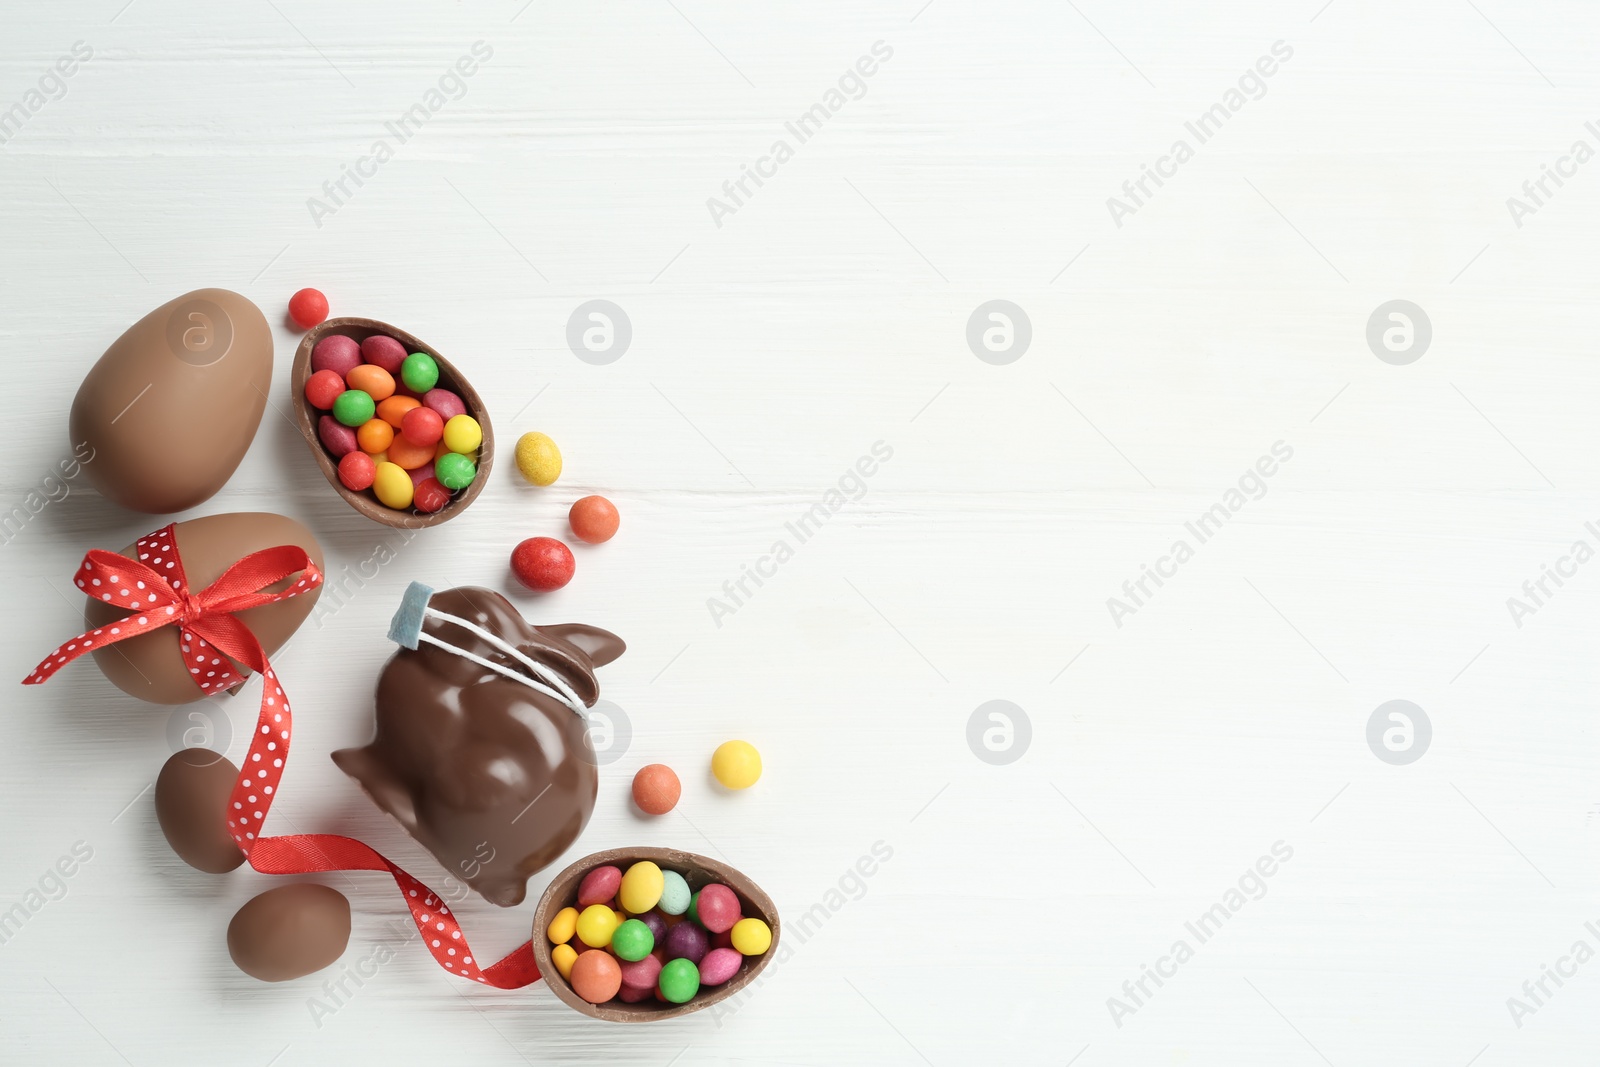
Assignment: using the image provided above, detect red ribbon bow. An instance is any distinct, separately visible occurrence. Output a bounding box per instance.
[25,524,540,989]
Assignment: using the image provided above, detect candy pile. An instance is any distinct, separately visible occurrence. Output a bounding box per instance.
[546,861,771,1006]
[304,332,482,514]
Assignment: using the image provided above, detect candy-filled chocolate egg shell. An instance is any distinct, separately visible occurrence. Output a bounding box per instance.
[82,513,323,705]
[227,884,350,982]
[70,288,272,514]
[155,749,244,873]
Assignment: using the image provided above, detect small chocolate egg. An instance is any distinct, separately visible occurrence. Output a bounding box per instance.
[227,884,350,982]
[70,288,273,513]
[82,512,324,704]
[155,749,244,873]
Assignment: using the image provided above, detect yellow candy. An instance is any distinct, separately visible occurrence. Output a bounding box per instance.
[546,906,578,945]
[712,740,762,790]
[514,431,562,486]
[442,414,482,454]
[731,917,771,956]
[372,461,413,509]
[551,942,578,979]
[575,903,620,948]
[618,861,664,914]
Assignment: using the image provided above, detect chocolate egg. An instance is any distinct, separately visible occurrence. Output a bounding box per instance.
[70,288,272,513]
[227,884,350,982]
[155,749,244,873]
[82,512,323,704]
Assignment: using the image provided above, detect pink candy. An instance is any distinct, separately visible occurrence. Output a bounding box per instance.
[696,884,741,934]
[361,334,407,374]
[618,953,662,991]
[698,947,741,987]
[407,462,436,487]
[577,865,622,907]
[318,415,358,458]
[423,388,466,421]
[311,334,362,378]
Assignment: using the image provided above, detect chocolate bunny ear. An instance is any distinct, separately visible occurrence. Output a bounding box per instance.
[537,624,625,668]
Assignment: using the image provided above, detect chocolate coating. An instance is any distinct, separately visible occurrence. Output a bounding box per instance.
[71,288,272,513]
[155,749,244,873]
[227,884,351,982]
[83,512,324,705]
[333,587,623,907]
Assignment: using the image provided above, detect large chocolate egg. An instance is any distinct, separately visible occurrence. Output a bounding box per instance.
[155,749,244,873]
[227,884,350,982]
[333,587,623,907]
[83,513,323,704]
[70,288,271,513]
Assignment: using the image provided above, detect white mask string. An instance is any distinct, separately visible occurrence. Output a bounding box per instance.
[418,606,589,719]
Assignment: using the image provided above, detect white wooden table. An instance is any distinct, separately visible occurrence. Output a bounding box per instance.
[3,1,1598,1063]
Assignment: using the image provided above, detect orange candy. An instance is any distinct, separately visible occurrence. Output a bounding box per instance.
[387,433,436,470]
[631,764,680,815]
[346,364,396,402]
[570,495,620,544]
[569,949,622,1004]
[376,395,421,429]
[356,418,394,454]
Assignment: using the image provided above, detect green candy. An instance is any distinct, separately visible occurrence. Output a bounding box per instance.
[401,352,439,392]
[611,919,654,962]
[332,389,375,428]
[658,870,691,916]
[687,889,701,926]
[436,452,477,489]
[657,957,700,1004]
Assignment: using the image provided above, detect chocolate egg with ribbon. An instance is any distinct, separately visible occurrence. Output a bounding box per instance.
[334,584,624,907]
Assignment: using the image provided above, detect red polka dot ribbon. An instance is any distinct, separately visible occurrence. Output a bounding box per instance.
[24,524,541,989]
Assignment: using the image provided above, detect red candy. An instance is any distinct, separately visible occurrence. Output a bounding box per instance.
[338,451,376,491]
[511,537,575,592]
[401,406,444,447]
[695,884,741,934]
[318,415,358,458]
[360,334,407,374]
[423,388,466,421]
[311,334,362,378]
[617,983,655,1003]
[577,865,622,906]
[413,477,452,513]
[304,369,345,410]
[288,288,328,329]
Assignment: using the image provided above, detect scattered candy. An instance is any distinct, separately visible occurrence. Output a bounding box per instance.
[547,906,579,945]
[435,452,477,490]
[401,352,439,392]
[304,369,346,410]
[401,406,444,447]
[612,919,655,962]
[337,451,375,491]
[658,871,691,916]
[512,536,575,592]
[712,740,762,790]
[423,388,466,421]
[311,333,361,377]
[696,884,741,934]
[551,942,578,980]
[570,950,622,1004]
[619,861,665,914]
[514,431,562,486]
[731,917,771,956]
[577,866,622,907]
[346,364,396,402]
[576,903,621,949]
[698,947,742,987]
[631,764,680,816]
[289,288,329,329]
[657,958,700,1004]
[356,418,393,454]
[570,495,620,544]
[332,389,375,428]
[360,334,407,374]
[372,461,414,509]
[442,414,482,454]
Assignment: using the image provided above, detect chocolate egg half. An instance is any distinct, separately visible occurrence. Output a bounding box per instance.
[155,749,244,873]
[227,884,350,982]
[71,288,271,513]
[83,512,323,704]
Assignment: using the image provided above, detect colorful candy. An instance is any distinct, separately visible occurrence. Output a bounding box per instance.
[304,369,346,410]
[376,394,421,429]
[435,452,477,490]
[618,952,662,991]
[576,903,621,949]
[611,919,654,962]
[337,451,375,491]
[346,364,395,402]
[401,406,444,447]
[637,909,670,942]
[413,477,452,513]
[695,884,741,934]
[730,917,771,955]
[546,906,579,945]
[372,461,414,509]
[332,389,375,428]
[712,740,762,790]
[570,495,620,544]
[631,764,680,816]
[360,334,407,374]
[423,388,466,421]
[514,431,562,486]
[356,418,393,454]
[387,433,435,470]
[697,947,741,987]
[401,352,439,392]
[663,920,709,964]
[551,942,578,980]
[619,861,664,914]
[289,288,329,329]
[511,536,575,592]
[311,333,361,377]
[318,416,358,458]
[657,958,700,1004]
[658,871,691,916]
[442,414,482,454]
[577,865,622,906]
[570,950,622,1004]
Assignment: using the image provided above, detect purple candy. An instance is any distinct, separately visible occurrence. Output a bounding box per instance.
[423,388,466,421]
[318,415,358,458]
[311,334,362,378]
[361,335,407,374]
[638,911,669,944]
[663,920,709,964]
[618,953,662,990]
[698,947,741,987]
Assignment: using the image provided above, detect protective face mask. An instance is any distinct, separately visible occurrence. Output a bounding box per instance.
[388,581,587,718]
